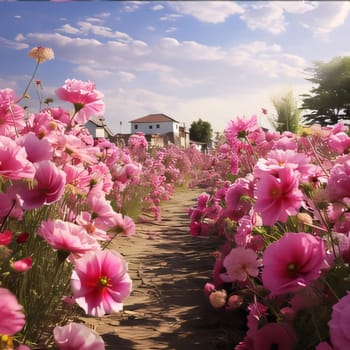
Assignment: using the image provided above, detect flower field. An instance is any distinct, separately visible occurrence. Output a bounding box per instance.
[1,47,350,350]
[189,115,350,350]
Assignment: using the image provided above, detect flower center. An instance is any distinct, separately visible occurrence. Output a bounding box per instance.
[270,187,281,198]
[99,275,110,287]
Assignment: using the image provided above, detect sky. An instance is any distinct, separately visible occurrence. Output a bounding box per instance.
[1,1,350,134]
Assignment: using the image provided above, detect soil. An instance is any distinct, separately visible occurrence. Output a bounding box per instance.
[80,187,246,350]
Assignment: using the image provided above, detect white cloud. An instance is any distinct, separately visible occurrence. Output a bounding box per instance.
[152,4,164,11]
[160,14,183,22]
[122,1,146,13]
[168,1,244,24]
[165,27,176,33]
[117,71,135,82]
[75,65,113,79]
[147,25,156,31]
[0,36,28,50]
[58,24,81,35]
[241,3,286,35]
[300,2,350,34]
[14,15,21,19]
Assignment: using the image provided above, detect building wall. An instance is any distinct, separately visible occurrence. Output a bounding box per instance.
[131,121,180,135]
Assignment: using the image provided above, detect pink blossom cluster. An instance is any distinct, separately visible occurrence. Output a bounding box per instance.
[188,115,350,349]
[0,55,207,348]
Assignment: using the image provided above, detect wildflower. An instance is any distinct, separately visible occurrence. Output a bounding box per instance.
[262,232,325,296]
[254,167,303,226]
[16,232,29,244]
[0,136,35,180]
[0,230,13,246]
[28,46,54,63]
[16,160,66,210]
[12,257,33,272]
[55,79,104,125]
[222,247,261,282]
[0,88,26,137]
[253,322,297,350]
[71,249,132,317]
[38,220,101,260]
[329,291,350,350]
[0,288,26,336]
[53,322,105,350]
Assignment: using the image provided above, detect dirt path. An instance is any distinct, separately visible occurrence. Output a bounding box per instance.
[81,188,245,350]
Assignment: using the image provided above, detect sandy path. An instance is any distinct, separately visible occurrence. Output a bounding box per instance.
[80,187,245,349]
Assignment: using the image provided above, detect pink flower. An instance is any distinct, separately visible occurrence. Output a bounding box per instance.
[12,257,33,272]
[102,212,136,236]
[18,132,52,163]
[55,79,104,125]
[71,249,132,317]
[0,136,35,180]
[254,167,303,226]
[254,149,312,182]
[53,322,105,350]
[253,322,297,350]
[38,220,101,260]
[17,160,66,210]
[326,157,350,202]
[224,177,253,221]
[0,288,26,335]
[0,88,26,137]
[316,342,334,350]
[329,292,350,350]
[222,247,261,282]
[0,229,13,246]
[225,115,259,145]
[262,232,325,296]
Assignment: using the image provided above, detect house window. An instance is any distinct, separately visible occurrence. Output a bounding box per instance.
[149,125,153,129]
[134,124,138,129]
[156,124,160,129]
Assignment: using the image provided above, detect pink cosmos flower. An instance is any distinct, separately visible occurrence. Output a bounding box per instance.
[0,190,23,221]
[12,257,33,272]
[0,288,26,335]
[102,212,136,236]
[254,149,312,182]
[225,115,259,145]
[253,322,297,350]
[38,220,101,260]
[17,160,66,210]
[316,342,334,350]
[75,211,110,241]
[262,232,325,296]
[55,79,105,125]
[0,88,26,137]
[221,247,261,282]
[326,156,350,202]
[17,132,52,163]
[53,322,105,350]
[71,249,132,317]
[0,136,35,180]
[254,167,303,226]
[224,176,253,221]
[329,291,350,350]
[0,229,13,246]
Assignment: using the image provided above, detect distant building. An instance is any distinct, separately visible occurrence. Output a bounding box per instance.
[129,113,189,147]
[86,116,114,139]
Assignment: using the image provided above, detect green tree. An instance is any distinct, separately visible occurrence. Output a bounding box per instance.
[271,90,301,133]
[300,56,350,126]
[189,118,213,143]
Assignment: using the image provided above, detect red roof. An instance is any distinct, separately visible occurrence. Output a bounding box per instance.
[130,113,179,123]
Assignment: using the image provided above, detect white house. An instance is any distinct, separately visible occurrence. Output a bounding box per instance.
[129,113,189,147]
[85,116,114,139]
[130,113,180,136]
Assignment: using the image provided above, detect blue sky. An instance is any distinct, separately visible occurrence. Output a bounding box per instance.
[1,1,350,134]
